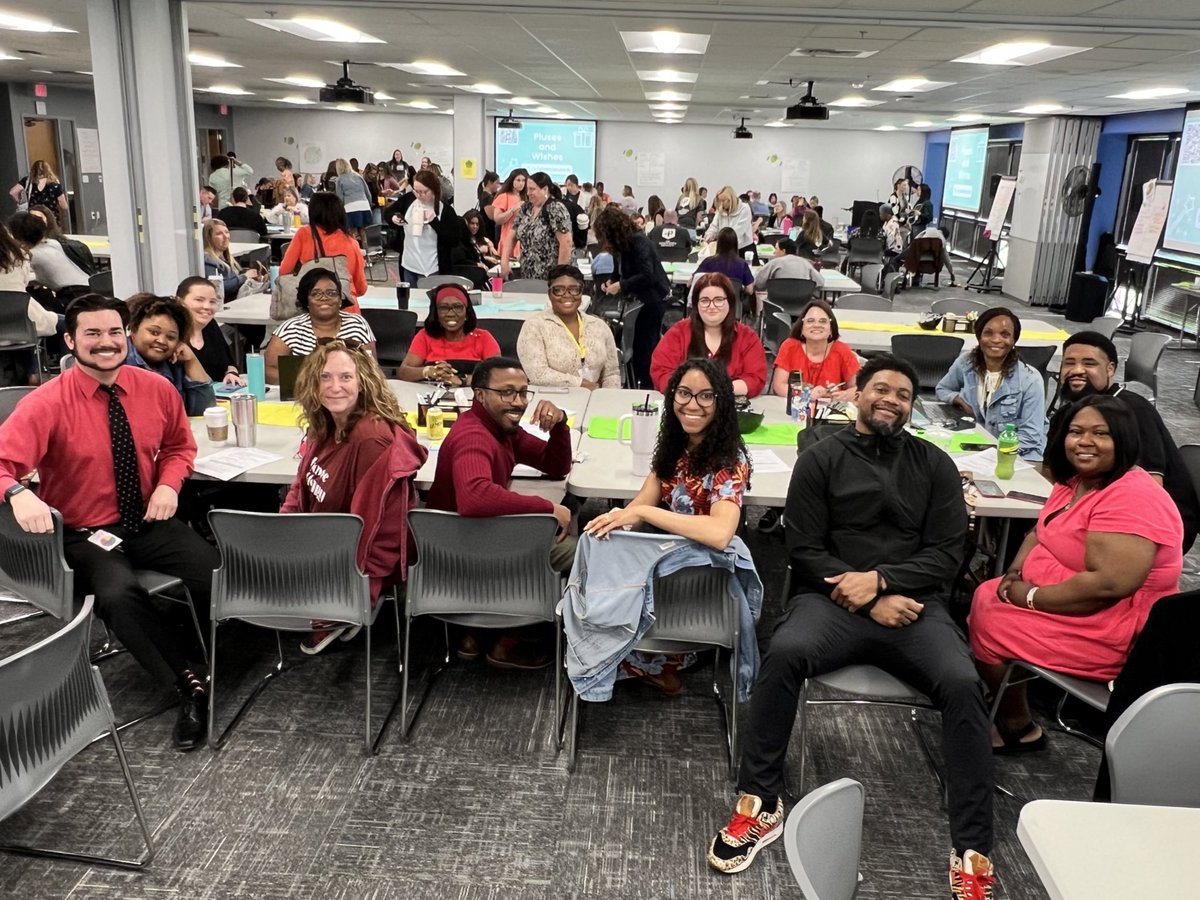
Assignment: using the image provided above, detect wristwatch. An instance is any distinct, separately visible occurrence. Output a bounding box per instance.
[4,483,27,500]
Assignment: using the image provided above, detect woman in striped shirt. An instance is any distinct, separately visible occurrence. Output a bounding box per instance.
[264,267,376,384]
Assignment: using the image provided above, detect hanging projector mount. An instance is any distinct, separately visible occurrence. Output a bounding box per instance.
[320,60,375,105]
[732,116,753,139]
[784,80,830,121]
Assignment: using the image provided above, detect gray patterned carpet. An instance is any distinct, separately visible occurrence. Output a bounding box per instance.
[3,285,1198,899]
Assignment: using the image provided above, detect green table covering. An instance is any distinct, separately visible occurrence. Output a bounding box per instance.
[587,415,801,446]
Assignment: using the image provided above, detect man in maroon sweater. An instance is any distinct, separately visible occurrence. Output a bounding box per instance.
[428,355,574,667]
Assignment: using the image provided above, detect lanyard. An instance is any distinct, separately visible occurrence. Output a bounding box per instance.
[556,313,587,360]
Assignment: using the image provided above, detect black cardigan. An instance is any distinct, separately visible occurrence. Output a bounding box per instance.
[382,194,475,274]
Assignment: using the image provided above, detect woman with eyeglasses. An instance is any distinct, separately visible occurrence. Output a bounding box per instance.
[398,284,500,387]
[283,339,428,655]
[585,358,753,694]
[650,273,767,397]
[263,267,376,385]
[770,298,860,402]
[516,264,620,389]
[499,171,572,282]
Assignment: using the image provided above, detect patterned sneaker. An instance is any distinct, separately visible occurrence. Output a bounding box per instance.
[950,849,995,900]
[706,794,784,874]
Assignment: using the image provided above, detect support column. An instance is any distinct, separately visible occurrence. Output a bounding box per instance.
[87,0,200,297]
[453,94,486,210]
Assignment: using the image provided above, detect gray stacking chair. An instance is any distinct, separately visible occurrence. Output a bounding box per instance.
[0,595,155,868]
[1124,331,1171,406]
[835,294,892,312]
[765,278,819,319]
[0,385,35,426]
[1089,316,1122,340]
[477,317,524,358]
[206,510,398,755]
[0,294,40,381]
[988,661,1111,748]
[1106,682,1200,807]
[890,333,965,395]
[226,227,262,244]
[361,308,417,368]
[417,274,473,291]
[504,278,550,294]
[931,298,987,317]
[618,302,643,387]
[562,534,743,779]
[401,510,566,742]
[784,778,865,900]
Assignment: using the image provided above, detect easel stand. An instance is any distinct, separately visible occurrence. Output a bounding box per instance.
[966,241,1002,294]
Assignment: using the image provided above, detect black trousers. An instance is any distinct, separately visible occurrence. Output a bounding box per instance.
[631,296,667,389]
[738,592,994,856]
[63,518,220,689]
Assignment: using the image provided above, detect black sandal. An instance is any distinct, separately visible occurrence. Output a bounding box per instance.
[993,720,1047,755]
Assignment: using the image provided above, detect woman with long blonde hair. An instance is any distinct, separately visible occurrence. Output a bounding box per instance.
[282,338,427,654]
[675,177,701,228]
[9,159,68,225]
[702,185,755,258]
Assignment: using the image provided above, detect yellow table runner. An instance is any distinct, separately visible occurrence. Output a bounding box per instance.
[837,320,1070,341]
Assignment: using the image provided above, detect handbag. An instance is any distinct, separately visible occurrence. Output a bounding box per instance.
[270,225,353,319]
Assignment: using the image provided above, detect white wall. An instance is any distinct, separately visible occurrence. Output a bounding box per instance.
[228,107,454,179]
[595,122,926,225]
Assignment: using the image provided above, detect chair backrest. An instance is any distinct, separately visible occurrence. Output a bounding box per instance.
[637,562,738,653]
[0,384,35,425]
[208,510,371,626]
[0,504,74,621]
[405,509,560,622]
[905,237,943,276]
[783,778,865,900]
[835,293,891,312]
[930,298,987,317]
[1106,682,1200,807]
[858,263,884,294]
[890,333,965,393]
[0,292,37,345]
[505,278,549,294]
[88,270,114,297]
[364,223,383,251]
[846,236,883,263]
[763,311,793,357]
[1124,331,1170,400]
[1018,344,1057,378]
[227,228,261,244]
[60,353,75,371]
[417,274,473,291]
[619,302,643,387]
[880,271,904,300]
[449,265,489,290]
[476,318,523,358]
[0,595,113,823]
[766,278,818,318]
[1089,316,1122,340]
[361,308,418,365]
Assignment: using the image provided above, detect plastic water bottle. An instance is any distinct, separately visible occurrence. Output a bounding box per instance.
[995,424,1018,480]
[245,352,266,401]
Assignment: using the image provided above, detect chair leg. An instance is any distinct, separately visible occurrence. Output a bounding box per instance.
[1050,690,1104,748]
[908,708,947,803]
[795,678,810,798]
[208,628,289,751]
[398,615,447,740]
[0,717,156,868]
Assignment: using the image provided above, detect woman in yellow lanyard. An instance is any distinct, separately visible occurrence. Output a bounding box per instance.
[515,263,621,389]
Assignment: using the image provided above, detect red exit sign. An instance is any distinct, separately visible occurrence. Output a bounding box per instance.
[34,83,47,98]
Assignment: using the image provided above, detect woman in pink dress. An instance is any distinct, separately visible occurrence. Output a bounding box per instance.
[969,395,1183,753]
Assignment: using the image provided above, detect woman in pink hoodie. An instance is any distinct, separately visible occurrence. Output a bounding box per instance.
[282,338,427,654]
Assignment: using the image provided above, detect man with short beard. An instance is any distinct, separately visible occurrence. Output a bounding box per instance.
[1049,330,1197,551]
[708,354,996,900]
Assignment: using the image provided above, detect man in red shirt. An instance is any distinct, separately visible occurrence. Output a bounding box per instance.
[0,294,220,751]
[428,355,574,667]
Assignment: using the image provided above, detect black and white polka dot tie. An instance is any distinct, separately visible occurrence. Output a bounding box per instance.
[100,384,144,533]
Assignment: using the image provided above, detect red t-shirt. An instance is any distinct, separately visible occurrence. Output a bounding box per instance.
[773,338,860,391]
[291,416,392,513]
[408,328,501,363]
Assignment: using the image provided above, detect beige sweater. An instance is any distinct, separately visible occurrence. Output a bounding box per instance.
[517,309,621,388]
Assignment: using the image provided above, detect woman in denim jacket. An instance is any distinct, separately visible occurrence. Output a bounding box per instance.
[935,306,1047,459]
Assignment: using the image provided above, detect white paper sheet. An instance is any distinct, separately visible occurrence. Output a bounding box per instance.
[192,447,282,481]
[952,447,1033,479]
[747,449,791,474]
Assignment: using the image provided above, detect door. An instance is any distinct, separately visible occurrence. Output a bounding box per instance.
[21,116,76,232]
[197,128,227,185]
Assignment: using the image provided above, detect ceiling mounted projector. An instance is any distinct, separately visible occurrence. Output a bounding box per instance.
[785,80,829,121]
[497,108,522,129]
[320,60,375,105]
[732,116,753,139]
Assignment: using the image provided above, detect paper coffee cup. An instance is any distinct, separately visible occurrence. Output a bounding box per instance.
[204,406,229,442]
[410,216,424,236]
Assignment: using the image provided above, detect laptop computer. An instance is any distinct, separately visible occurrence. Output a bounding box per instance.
[277,354,305,401]
[913,397,975,431]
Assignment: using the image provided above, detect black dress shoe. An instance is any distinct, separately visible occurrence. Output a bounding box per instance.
[173,691,207,751]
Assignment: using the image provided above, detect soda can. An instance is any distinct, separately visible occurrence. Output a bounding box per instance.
[426,407,446,441]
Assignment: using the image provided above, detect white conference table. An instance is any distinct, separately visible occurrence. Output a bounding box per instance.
[1018,799,1200,899]
[568,388,1051,518]
[664,261,860,297]
[215,288,563,329]
[64,233,268,260]
[830,309,1068,359]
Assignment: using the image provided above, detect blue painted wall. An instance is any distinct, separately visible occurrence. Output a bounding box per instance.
[1086,107,1187,268]
[923,130,950,221]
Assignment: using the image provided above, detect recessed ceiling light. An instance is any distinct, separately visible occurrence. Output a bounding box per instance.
[873,78,954,93]
[380,60,466,77]
[1012,103,1067,114]
[553,114,571,120]
[954,41,1088,66]
[189,51,241,68]
[73,69,91,75]
[828,96,885,108]
[196,85,254,96]
[620,30,710,55]
[636,69,698,84]
[762,121,791,128]
[402,100,438,109]
[948,113,986,122]
[507,96,537,106]
[265,75,324,88]
[460,82,507,94]
[247,17,384,44]
[436,109,454,115]
[272,96,315,105]
[374,92,395,100]
[1109,87,1190,100]
[0,12,73,32]
[654,114,684,121]
[532,105,557,114]
[904,120,934,127]
[644,90,691,102]
[875,125,899,131]
[650,103,687,111]
[739,95,787,101]
[335,103,362,112]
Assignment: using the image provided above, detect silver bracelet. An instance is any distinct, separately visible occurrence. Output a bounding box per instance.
[1025,586,1038,610]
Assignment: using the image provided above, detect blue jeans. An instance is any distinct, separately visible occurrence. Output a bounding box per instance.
[402,267,431,286]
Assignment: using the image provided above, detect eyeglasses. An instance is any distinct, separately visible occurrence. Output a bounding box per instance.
[697,297,728,309]
[550,285,584,298]
[309,289,341,300]
[476,386,532,403]
[674,386,716,407]
[437,303,467,313]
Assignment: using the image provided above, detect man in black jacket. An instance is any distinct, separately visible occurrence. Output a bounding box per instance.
[708,355,996,899]
[1049,330,1198,552]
